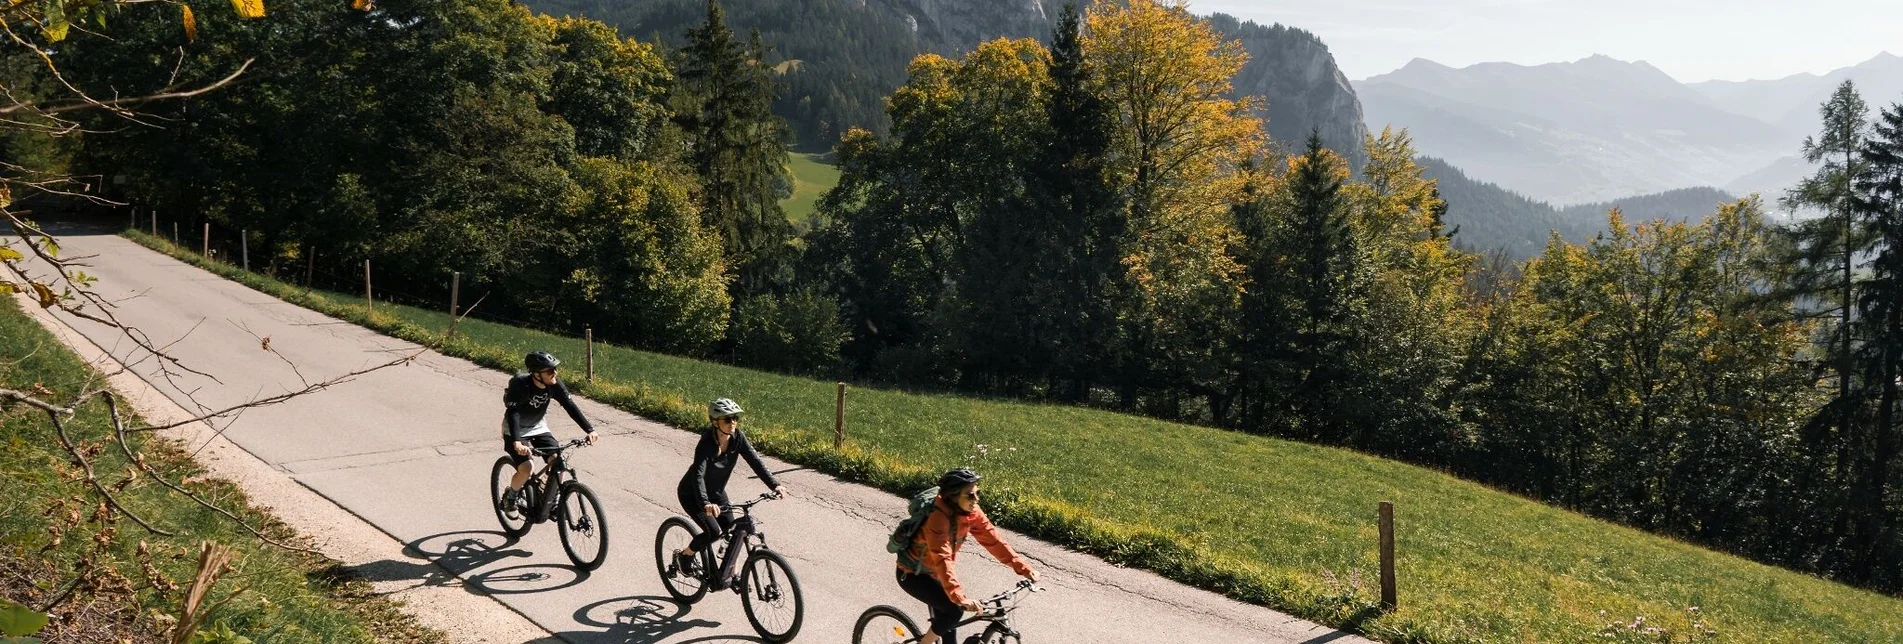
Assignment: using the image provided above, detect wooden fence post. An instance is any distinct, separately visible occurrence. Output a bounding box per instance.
[447,271,461,336]
[834,382,847,450]
[241,230,249,271]
[363,259,373,310]
[585,328,594,382]
[202,222,209,257]
[1379,501,1397,611]
[150,211,157,236]
[172,221,178,245]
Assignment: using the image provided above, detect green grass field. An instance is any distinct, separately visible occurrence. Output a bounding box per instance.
[0,294,440,642]
[125,230,1903,643]
[782,152,841,224]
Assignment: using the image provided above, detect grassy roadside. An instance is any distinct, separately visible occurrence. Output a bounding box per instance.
[0,294,443,642]
[123,229,1903,643]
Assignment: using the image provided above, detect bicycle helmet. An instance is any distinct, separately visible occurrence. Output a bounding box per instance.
[708,398,744,419]
[525,351,561,372]
[938,467,982,490]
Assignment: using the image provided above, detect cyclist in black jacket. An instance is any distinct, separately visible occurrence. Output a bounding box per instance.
[670,398,789,578]
[499,351,597,517]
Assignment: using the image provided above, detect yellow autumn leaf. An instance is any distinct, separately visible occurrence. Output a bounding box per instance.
[229,0,264,18]
[0,246,22,262]
[181,4,197,41]
[31,281,57,308]
[350,0,372,10]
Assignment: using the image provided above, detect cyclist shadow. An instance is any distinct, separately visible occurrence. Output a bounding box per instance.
[551,595,764,644]
[339,530,588,595]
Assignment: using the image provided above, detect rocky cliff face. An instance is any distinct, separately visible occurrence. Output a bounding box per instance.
[1208,14,1369,168]
[867,3,1369,164]
[873,0,1051,53]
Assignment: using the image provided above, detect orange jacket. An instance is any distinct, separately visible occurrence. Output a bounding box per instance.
[898,497,1033,605]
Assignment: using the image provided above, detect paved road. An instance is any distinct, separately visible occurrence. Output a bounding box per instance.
[27,222,1367,644]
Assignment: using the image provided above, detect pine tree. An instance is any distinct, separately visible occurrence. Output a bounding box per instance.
[1271,132,1362,438]
[1847,101,1903,585]
[1776,81,1876,562]
[1036,0,1124,400]
[676,0,794,296]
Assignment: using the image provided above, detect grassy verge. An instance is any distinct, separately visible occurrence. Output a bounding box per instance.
[0,293,442,642]
[123,229,1903,643]
[781,152,841,223]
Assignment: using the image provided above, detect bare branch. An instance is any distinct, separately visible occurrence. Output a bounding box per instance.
[103,392,320,554]
[129,351,423,434]
[44,404,175,536]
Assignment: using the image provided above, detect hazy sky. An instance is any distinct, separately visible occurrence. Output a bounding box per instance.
[1192,0,1902,83]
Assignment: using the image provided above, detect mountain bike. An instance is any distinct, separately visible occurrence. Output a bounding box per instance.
[853,579,1043,644]
[488,437,609,571]
[654,493,805,643]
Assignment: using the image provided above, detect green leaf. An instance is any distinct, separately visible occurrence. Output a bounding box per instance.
[0,246,23,262]
[0,599,48,637]
[40,0,68,42]
[39,236,57,259]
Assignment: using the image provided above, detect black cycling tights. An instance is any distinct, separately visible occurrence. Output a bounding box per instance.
[897,569,961,642]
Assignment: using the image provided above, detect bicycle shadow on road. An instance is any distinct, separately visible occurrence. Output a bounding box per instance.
[544,595,763,644]
[334,529,596,596]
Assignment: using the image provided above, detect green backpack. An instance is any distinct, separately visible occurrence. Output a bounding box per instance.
[887,486,942,556]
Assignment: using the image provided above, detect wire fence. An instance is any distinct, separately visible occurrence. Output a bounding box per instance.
[125,209,576,341]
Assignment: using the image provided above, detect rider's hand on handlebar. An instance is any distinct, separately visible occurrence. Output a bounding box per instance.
[584,431,599,446]
[513,441,531,456]
[960,600,983,613]
[1026,569,1040,584]
[773,485,791,499]
[704,503,720,517]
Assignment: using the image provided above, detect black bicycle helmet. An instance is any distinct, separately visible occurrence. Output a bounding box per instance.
[938,467,982,490]
[525,351,561,372]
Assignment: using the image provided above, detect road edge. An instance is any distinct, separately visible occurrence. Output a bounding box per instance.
[14,293,558,644]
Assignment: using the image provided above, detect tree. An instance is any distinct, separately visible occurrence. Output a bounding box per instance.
[1083,0,1260,415]
[1030,0,1126,401]
[675,0,794,296]
[1845,100,1903,585]
[542,16,674,162]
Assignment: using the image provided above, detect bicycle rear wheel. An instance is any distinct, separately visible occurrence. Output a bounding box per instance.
[557,482,609,571]
[852,605,922,644]
[489,457,529,538]
[741,549,805,643]
[654,516,708,603]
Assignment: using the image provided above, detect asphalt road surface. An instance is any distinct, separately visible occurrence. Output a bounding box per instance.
[24,221,1368,644]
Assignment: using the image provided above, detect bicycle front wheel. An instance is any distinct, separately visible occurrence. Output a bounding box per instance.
[489,457,529,538]
[557,483,609,571]
[852,605,921,644]
[654,516,708,604]
[741,549,805,643]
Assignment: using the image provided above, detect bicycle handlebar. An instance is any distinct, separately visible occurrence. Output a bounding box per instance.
[981,579,1044,610]
[721,492,780,512]
[532,437,590,456]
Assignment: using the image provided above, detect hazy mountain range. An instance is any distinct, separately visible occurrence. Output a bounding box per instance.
[1359,52,1903,205]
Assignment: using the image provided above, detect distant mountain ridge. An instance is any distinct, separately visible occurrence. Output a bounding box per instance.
[1357,55,1792,205]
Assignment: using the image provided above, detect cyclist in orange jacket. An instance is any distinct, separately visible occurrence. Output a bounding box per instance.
[895,467,1039,644]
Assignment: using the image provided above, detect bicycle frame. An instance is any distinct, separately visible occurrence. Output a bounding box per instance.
[522,443,581,524]
[702,494,775,584]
